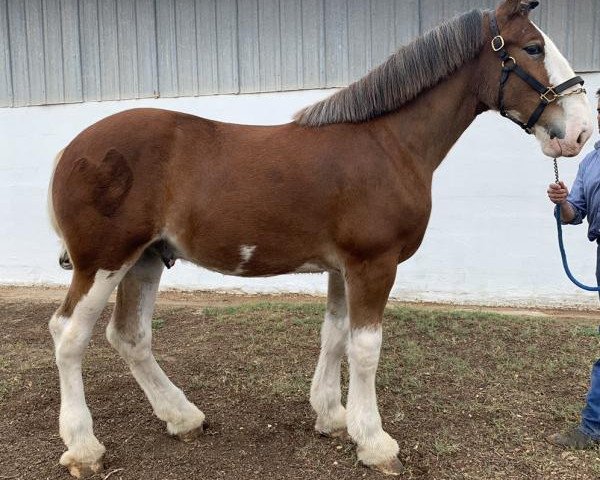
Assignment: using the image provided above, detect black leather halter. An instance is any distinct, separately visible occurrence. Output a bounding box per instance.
[489,12,586,134]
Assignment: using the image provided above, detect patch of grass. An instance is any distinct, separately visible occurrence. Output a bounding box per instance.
[0,380,10,401]
[203,305,240,317]
[546,401,585,422]
[270,372,311,398]
[387,306,514,325]
[152,317,165,330]
[432,437,461,456]
[590,459,600,476]
[440,355,474,377]
[0,371,21,403]
[575,325,600,337]
[203,302,325,319]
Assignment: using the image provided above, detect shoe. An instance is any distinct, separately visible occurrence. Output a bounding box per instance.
[547,427,600,449]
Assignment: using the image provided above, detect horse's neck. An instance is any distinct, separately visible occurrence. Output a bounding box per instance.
[376,62,481,176]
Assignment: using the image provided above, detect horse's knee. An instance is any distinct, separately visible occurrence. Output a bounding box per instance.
[347,326,382,372]
[321,313,349,355]
[50,313,93,369]
[49,312,66,343]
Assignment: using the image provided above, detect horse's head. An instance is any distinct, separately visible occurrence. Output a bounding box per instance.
[479,0,593,157]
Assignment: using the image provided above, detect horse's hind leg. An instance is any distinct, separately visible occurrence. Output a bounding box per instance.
[106,250,206,440]
[310,271,349,437]
[49,267,128,478]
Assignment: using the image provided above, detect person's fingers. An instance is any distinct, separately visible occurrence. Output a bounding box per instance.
[548,192,567,201]
[548,186,568,194]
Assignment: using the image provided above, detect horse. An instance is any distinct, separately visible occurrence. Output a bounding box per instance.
[47,0,593,477]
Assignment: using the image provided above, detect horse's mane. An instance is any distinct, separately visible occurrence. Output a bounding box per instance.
[294,9,485,127]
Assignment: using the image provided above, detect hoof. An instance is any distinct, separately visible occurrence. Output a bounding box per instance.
[368,457,405,476]
[63,460,103,479]
[176,420,209,442]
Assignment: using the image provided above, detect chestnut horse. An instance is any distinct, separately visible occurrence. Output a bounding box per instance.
[48,0,592,477]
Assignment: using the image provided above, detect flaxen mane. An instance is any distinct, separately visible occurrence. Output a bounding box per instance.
[294,9,485,127]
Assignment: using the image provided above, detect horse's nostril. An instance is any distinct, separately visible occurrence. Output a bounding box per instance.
[548,126,565,140]
[577,131,587,144]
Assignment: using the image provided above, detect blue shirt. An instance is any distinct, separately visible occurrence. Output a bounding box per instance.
[560,141,600,241]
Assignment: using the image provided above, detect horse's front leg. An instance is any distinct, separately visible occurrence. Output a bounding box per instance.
[345,255,403,475]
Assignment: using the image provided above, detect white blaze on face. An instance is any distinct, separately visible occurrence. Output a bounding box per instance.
[532,24,592,157]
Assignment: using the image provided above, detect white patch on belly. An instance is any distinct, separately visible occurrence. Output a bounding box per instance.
[231,245,257,275]
[240,245,256,263]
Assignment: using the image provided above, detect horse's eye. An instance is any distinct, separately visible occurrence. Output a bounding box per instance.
[524,44,544,56]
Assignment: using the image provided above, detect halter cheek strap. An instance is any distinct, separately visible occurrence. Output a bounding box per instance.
[489,12,586,134]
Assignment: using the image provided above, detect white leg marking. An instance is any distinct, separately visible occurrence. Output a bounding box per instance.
[346,326,399,466]
[311,273,348,434]
[311,313,349,434]
[49,268,127,468]
[106,258,204,435]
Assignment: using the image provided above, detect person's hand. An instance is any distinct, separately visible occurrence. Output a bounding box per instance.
[547,181,569,205]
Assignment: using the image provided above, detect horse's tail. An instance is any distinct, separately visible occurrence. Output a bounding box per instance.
[48,148,73,270]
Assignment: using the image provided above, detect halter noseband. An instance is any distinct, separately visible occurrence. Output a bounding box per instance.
[489,12,586,135]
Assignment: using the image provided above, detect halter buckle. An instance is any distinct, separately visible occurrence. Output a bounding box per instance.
[491,35,505,52]
[501,56,517,69]
[540,87,559,104]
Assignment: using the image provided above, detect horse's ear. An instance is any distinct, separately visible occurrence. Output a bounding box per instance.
[521,1,539,14]
[497,0,538,17]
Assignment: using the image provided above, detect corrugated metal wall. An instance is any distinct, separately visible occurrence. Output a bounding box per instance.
[1,0,599,107]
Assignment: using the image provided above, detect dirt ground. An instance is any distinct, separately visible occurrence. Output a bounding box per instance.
[3,286,600,480]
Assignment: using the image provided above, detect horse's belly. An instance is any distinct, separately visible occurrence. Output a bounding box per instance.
[166,230,336,277]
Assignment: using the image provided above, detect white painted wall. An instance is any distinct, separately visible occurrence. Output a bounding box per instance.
[1,74,599,307]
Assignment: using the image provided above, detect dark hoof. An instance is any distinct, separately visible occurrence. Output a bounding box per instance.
[176,420,209,442]
[368,457,405,476]
[65,460,103,479]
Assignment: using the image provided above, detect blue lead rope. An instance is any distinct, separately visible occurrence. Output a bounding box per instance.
[556,210,600,291]
[554,157,600,292]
